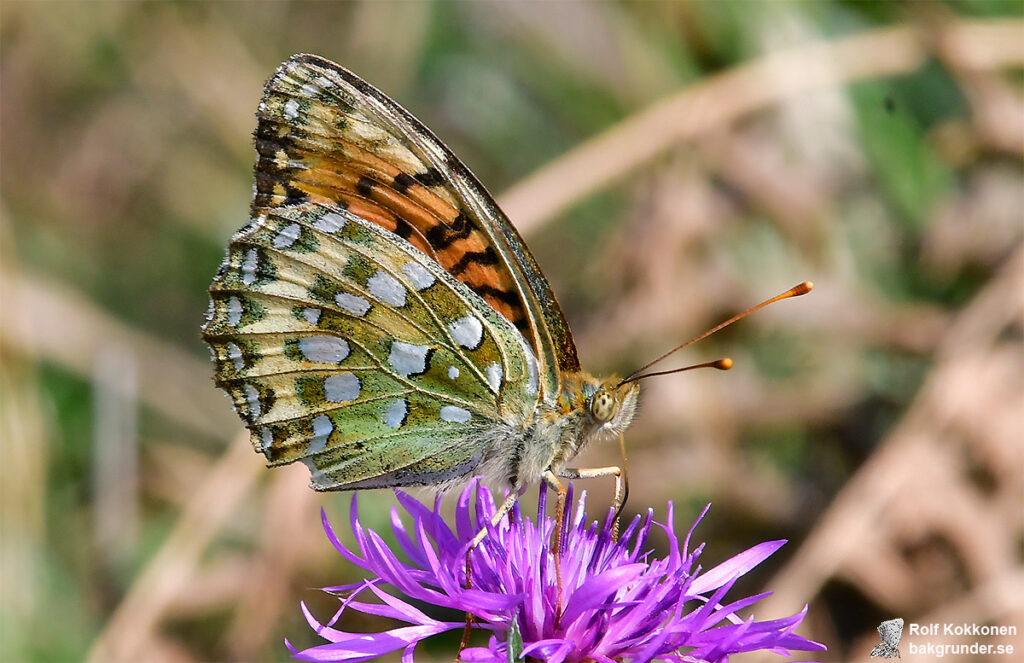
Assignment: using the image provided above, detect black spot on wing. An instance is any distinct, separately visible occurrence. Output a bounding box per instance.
[252,170,309,208]
[450,246,500,276]
[284,184,308,205]
[392,172,416,194]
[254,122,298,151]
[413,167,444,188]
[393,217,414,240]
[356,176,375,197]
[424,215,474,248]
[472,284,522,306]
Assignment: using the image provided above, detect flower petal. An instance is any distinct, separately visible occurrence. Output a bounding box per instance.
[688,540,786,595]
[296,485,824,663]
[560,563,646,624]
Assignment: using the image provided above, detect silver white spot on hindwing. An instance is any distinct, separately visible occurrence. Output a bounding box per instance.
[302,307,321,325]
[324,374,360,402]
[485,362,503,392]
[226,342,244,371]
[299,336,350,364]
[259,426,273,452]
[283,98,300,120]
[402,262,435,290]
[313,212,346,234]
[241,248,258,285]
[273,223,302,249]
[227,297,243,327]
[243,384,261,420]
[440,405,471,424]
[367,270,406,307]
[383,399,408,429]
[335,292,371,316]
[388,342,430,377]
[308,414,333,455]
[515,330,539,397]
[447,366,459,380]
[449,315,483,350]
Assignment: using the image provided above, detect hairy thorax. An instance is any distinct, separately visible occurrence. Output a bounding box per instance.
[477,372,639,490]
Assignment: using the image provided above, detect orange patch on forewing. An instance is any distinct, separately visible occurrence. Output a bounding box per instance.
[347,173,459,236]
[310,137,463,225]
[257,119,531,331]
[405,185,461,224]
[458,262,501,286]
[435,233,488,262]
[282,149,464,258]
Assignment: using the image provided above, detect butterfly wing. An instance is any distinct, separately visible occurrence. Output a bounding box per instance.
[202,202,538,490]
[252,54,578,403]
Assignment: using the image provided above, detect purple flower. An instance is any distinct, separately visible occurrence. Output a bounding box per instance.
[290,479,825,662]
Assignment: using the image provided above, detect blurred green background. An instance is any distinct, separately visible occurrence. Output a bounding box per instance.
[2,2,1022,662]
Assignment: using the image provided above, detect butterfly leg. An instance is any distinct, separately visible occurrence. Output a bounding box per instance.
[557,464,627,541]
[456,490,518,660]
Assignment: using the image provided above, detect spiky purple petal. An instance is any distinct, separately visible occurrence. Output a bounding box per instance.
[294,479,825,662]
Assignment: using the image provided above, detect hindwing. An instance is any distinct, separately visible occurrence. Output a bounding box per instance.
[202,203,538,490]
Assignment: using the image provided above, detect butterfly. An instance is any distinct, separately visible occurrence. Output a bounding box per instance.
[201,53,637,527]
[201,54,810,540]
[870,618,904,659]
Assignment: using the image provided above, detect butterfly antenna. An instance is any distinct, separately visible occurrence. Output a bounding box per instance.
[620,281,813,385]
[622,358,733,383]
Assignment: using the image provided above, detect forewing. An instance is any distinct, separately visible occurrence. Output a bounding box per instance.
[252,54,578,401]
[202,202,538,490]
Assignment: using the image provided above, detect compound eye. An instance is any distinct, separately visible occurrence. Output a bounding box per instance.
[591,390,617,422]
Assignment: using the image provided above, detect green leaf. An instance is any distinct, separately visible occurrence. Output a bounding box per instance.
[850,80,954,230]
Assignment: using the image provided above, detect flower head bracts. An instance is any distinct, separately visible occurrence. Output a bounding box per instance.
[290,479,825,662]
